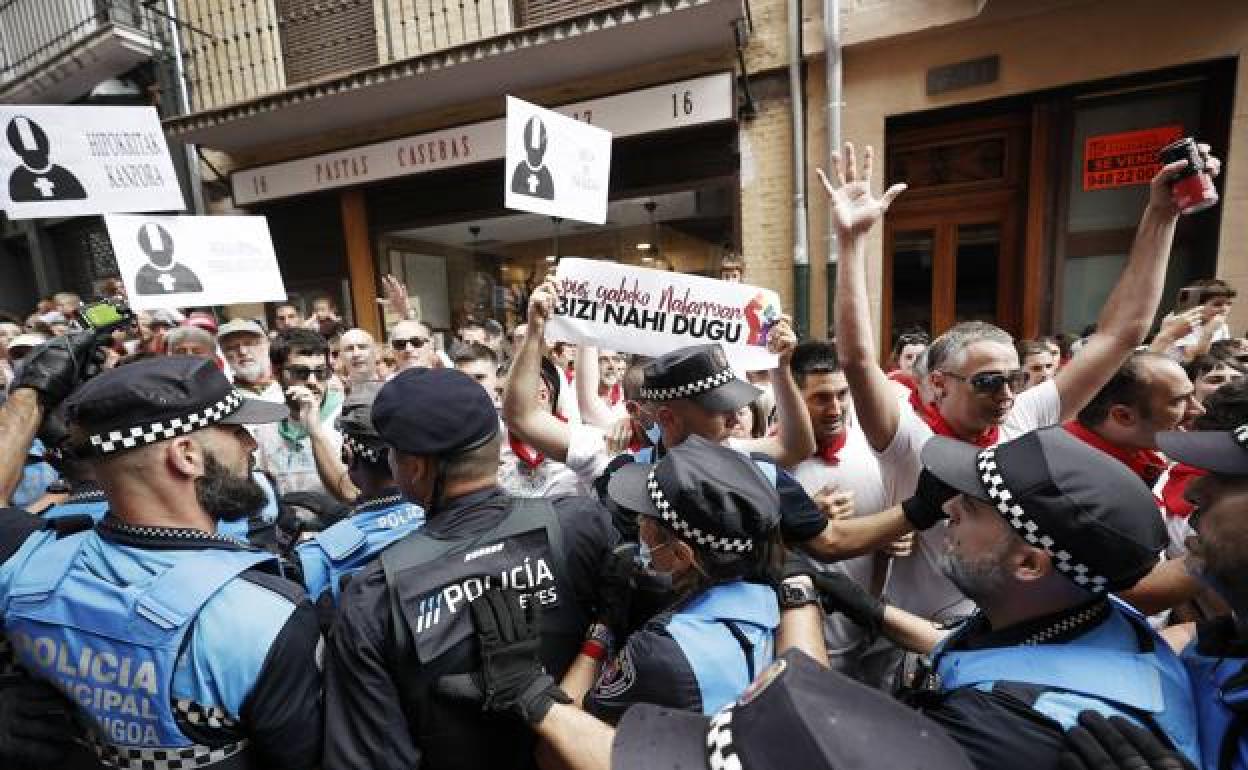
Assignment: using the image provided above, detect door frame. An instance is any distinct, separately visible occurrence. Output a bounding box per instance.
[882,188,1022,344]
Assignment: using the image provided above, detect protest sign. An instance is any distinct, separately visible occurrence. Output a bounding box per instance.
[0,106,184,219]
[504,96,611,225]
[105,215,286,311]
[545,259,782,371]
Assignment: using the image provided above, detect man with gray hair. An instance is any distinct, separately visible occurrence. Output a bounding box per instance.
[164,325,217,360]
[823,140,1220,626]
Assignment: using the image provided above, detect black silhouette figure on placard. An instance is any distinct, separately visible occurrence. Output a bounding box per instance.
[510,116,555,200]
[6,116,87,202]
[133,222,203,296]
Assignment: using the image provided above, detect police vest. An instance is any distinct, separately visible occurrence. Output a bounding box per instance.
[297,493,425,606]
[932,598,1201,766]
[1,531,274,766]
[662,580,779,715]
[1182,640,1248,770]
[380,497,589,770]
[42,488,108,523]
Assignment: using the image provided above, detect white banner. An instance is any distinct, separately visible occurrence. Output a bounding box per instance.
[105,215,286,311]
[545,259,782,370]
[504,96,611,225]
[0,106,184,219]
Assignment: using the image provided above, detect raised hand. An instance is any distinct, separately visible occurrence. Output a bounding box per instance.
[815,142,907,237]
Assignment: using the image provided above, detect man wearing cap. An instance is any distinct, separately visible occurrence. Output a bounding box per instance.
[0,330,111,767]
[218,318,283,402]
[892,427,1200,769]
[322,367,617,770]
[0,355,323,769]
[295,383,425,622]
[1156,422,1248,770]
[554,437,782,720]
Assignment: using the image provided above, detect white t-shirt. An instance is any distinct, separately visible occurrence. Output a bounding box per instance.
[876,379,1062,624]
[236,380,285,404]
[791,421,890,660]
[498,429,584,498]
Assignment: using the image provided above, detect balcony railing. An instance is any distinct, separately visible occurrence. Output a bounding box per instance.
[0,0,160,94]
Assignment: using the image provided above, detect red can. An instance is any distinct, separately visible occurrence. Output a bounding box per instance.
[1158,137,1219,214]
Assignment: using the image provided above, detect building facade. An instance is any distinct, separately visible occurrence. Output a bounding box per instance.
[2,0,1242,346]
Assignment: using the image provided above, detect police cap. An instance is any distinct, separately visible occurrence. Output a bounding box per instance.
[639,344,760,413]
[65,355,288,456]
[607,435,779,555]
[372,367,499,457]
[614,648,973,770]
[921,425,1167,593]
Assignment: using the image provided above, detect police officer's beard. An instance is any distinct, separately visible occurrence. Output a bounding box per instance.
[938,545,1010,602]
[195,454,268,522]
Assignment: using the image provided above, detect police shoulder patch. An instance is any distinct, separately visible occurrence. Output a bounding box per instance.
[594,645,638,699]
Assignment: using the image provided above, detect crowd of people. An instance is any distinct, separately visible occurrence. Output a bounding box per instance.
[0,142,1243,770]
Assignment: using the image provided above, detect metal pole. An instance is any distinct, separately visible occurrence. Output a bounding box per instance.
[823,0,841,335]
[165,0,206,215]
[788,0,809,339]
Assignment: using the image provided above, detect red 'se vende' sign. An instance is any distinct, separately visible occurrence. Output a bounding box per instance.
[1083,125,1184,191]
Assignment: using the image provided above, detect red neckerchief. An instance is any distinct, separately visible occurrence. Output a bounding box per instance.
[1161,462,1207,518]
[509,414,568,469]
[564,367,575,384]
[920,401,1000,448]
[602,383,623,406]
[816,430,849,465]
[1063,421,1168,486]
[889,370,919,395]
[627,423,645,453]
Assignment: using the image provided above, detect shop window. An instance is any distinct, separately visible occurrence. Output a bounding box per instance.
[1057,83,1221,333]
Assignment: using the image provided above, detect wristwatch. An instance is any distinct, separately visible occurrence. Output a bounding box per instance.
[777,578,820,610]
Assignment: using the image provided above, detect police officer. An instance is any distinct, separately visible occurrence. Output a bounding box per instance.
[557,436,782,720]
[295,384,425,621]
[323,367,617,770]
[0,356,323,769]
[0,331,115,768]
[907,426,1200,769]
[1156,424,1248,770]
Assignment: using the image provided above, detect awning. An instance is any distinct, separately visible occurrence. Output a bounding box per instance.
[164,0,744,153]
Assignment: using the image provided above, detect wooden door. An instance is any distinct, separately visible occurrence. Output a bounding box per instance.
[883,113,1030,344]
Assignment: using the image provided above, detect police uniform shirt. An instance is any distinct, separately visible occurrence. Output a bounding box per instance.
[0,509,323,770]
[917,599,1167,770]
[323,486,617,770]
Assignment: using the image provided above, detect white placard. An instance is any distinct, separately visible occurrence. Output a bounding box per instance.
[546,259,781,370]
[504,96,611,225]
[105,215,286,311]
[231,72,733,205]
[0,106,184,219]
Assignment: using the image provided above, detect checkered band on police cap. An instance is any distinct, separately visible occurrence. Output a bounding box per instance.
[344,434,386,464]
[976,446,1110,593]
[646,468,755,553]
[640,366,736,401]
[1236,424,1248,450]
[87,390,245,456]
[706,704,743,770]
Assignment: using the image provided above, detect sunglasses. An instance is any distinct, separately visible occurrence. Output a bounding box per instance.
[284,365,332,381]
[943,368,1027,394]
[391,336,429,351]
